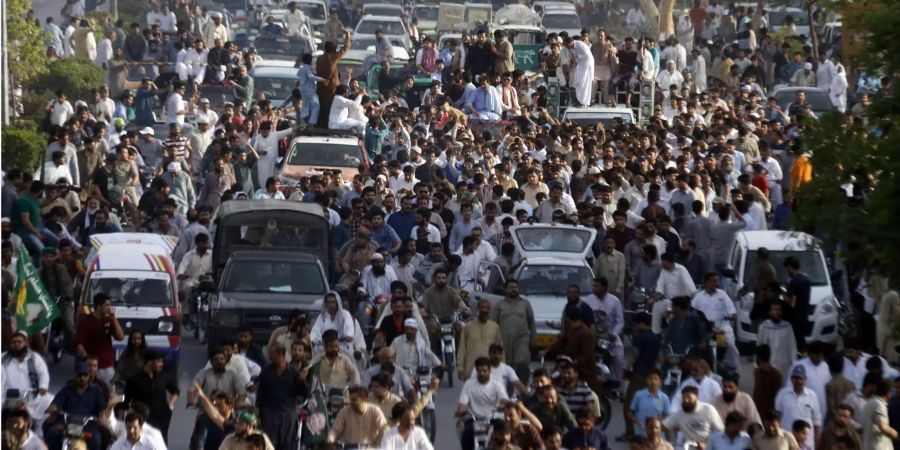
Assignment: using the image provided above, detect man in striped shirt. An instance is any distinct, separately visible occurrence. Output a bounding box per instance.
[555,358,602,420]
[163,123,193,172]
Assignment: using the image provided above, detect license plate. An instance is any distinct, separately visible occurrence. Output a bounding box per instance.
[534,334,558,348]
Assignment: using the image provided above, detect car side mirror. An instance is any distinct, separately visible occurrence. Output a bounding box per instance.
[720,268,736,281]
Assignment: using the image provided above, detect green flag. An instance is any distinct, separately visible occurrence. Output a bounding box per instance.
[13,248,59,335]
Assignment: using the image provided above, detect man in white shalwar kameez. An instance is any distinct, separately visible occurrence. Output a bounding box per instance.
[757,302,797,384]
[328,86,367,134]
[254,120,294,189]
[566,36,594,106]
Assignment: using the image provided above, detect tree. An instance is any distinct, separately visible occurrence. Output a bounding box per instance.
[1,126,47,173]
[30,58,106,104]
[6,0,51,86]
[792,0,900,281]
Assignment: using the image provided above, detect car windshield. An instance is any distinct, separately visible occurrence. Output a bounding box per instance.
[299,3,326,20]
[224,260,325,293]
[775,91,833,111]
[357,20,406,35]
[517,265,593,295]
[89,274,173,306]
[507,31,542,45]
[564,112,633,127]
[514,227,593,254]
[287,141,363,167]
[365,6,400,16]
[769,10,809,27]
[254,37,312,56]
[415,7,438,20]
[255,76,298,101]
[742,250,829,287]
[543,13,579,29]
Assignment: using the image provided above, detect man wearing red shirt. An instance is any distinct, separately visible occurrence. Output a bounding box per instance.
[75,293,124,385]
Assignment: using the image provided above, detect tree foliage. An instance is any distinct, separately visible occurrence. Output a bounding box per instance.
[30,58,106,102]
[1,125,48,173]
[792,0,900,281]
[7,0,51,85]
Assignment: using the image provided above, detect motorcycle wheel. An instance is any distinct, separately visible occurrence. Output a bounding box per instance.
[198,310,207,344]
[419,408,437,443]
[445,354,454,388]
[598,395,612,430]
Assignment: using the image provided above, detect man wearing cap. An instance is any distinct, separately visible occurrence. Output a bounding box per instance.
[790,62,817,88]
[1,331,50,402]
[189,117,214,171]
[390,317,442,372]
[360,252,399,298]
[161,161,196,214]
[194,97,219,126]
[125,350,180,442]
[45,362,107,450]
[219,409,275,450]
[774,364,821,449]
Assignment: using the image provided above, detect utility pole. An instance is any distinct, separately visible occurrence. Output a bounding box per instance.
[1,0,11,125]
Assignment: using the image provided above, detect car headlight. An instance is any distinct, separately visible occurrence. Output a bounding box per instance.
[158,320,175,333]
[818,298,836,315]
[211,310,241,327]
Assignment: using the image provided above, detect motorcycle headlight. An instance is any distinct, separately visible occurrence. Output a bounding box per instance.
[211,310,241,328]
[158,320,175,333]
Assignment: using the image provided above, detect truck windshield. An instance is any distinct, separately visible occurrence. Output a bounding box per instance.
[224,260,326,294]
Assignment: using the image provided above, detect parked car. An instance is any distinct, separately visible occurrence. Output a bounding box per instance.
[722,230,840,346]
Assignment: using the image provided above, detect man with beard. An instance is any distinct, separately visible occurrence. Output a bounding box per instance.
[362,347,413,396]
[662,386,724,448]
[670,358,723,412]
[326,385,389,447]
[45,363,107,450]
[219,410,274,450]
[819,404,861,450]
[189,346,246,404]
[1,332,50,402]
[457,298,502,381]
[774,365,821,449]
[585,276,626,381]
[390,318,442,373]
[559,284,595,329]
[309,330,361,390]
[191,388,237,450]
[491,279,536,384]
[422,268,468,352]
[256,342,308,450]
[4,408,46,450]
[124,350,180,442]
[751,411,800,450]
[374,297,411,351]
[417,243,446,286]
[712,372,761,427]
[360,252,398,298]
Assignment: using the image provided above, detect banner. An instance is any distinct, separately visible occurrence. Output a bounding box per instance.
[14,248,60,335]
[513,44,543,71]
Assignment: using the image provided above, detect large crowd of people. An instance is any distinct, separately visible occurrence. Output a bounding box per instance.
[2,0,898,449]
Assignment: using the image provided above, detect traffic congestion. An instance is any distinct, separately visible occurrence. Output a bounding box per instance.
[1,0,896,449]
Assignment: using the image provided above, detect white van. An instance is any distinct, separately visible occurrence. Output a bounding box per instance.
[81,233,181,368]
[722,230,840,345]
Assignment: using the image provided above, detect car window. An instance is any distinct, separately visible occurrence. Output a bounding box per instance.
[90,275,173,306]
[224,260,326,294]
[514,227,593,254]
[517,265,593,295]
[742,250,829,287]
[542,13,580,29]
[287,141,363,167]
[299,3,326,20]
[357,20,405,35]
[415,7,439,21]
[255,76,298,102]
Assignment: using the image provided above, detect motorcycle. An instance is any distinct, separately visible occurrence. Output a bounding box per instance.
[458,412,492,450]
[594,339,618,430]
[624,287,650,334]
[413,367,437,443]
[183,275,214,343]
[43,317,66,363]
[438,312,462,388]
[59,413,98,450]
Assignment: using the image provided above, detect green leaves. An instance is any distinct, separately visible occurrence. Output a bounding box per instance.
[7,0,51,86]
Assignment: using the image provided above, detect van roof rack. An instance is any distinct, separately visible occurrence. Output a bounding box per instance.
[297,127,361,138]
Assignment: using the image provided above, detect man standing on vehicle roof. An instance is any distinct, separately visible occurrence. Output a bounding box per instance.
[316,28,352,127]
[285,2,308,38]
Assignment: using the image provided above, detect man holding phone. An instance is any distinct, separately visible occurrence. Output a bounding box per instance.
[75,293,125,385]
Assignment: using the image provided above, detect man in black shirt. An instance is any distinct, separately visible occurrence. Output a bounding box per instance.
[124,350,180,442]
[784,255,812,351]
[256,341,308,450]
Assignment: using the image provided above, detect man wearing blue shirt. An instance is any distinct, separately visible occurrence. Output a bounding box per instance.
[466,76,502,121]
[45,363,108,450]
[628,368,670,438]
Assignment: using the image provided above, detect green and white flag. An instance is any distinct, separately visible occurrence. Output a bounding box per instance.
[13,248,59,335]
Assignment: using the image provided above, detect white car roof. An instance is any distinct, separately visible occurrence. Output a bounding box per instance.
[736,231,821,251]
[251,66,300,77]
